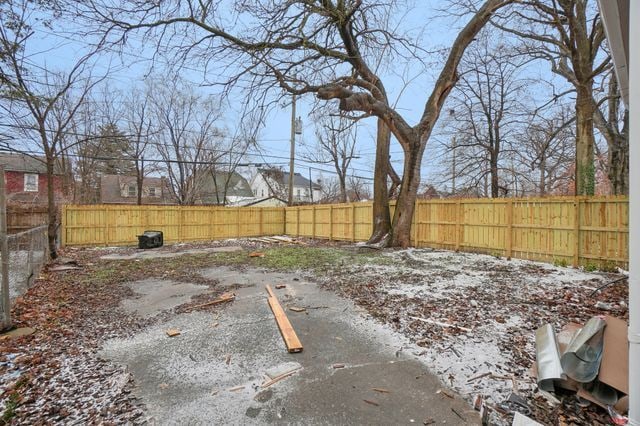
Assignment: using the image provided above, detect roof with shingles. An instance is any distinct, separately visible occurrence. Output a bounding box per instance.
[0,152,63,174]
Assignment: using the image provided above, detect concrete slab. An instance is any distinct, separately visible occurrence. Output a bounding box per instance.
[100,245,243,260]
[101,267,479,425]
[121,279,209,319]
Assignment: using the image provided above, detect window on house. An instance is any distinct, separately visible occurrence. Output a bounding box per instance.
[127,185,136,197]
[261,189,264,197]
[24,174,38,192]
[148,187,157,197]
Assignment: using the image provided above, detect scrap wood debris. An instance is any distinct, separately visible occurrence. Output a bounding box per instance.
[165,328,181,337]
[249,251,265,257]
[261,368,301,388]
[314,248,627,426]
[189,292,235,310]
[265,285,303,353]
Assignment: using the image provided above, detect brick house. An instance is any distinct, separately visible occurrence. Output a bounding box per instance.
[99,174,175,204]
[0,152,66,205]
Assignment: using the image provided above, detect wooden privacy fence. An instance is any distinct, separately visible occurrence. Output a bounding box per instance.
[284,196,629,268]
[7,205,48,234]
[62,196,628,268]
[62,205,285,246]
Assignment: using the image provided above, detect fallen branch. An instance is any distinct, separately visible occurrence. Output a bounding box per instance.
[466,372,491,383]
[261,368,301,388]
[408,316,472,332]
[190,292,235,310]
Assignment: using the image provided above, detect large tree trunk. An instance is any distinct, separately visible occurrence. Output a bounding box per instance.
[389,138,424,248]
[136,161,144,205]
[490,150,499,198]
[575,85,596,195]
[608,127,629,195]
[539,154,546,196]
[45,156,58,259]
[338,173,347,203]
[367,119,392,244]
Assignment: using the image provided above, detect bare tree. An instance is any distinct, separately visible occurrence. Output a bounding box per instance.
[592,71,628,195]
[516,105,576,195]
[492,0,610,195]
[305,111,359,203]
[0,0,100,257]
[446,31,529,198]
[124,87,154,205]
[207,111,260,206]
[78,0,512,247]
[149,79,225,205]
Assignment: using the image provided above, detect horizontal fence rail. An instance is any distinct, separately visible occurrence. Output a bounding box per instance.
[62,196,628,268]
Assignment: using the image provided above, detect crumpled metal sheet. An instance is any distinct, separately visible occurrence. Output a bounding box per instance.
[560,317,606,383]
[535,324,564,392]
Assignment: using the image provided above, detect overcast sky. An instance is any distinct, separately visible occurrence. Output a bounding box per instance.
[22,0,572,190]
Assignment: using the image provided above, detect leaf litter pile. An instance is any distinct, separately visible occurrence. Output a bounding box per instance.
[316,248,628,425]
[0,248,225,425]
[0,241,628,425]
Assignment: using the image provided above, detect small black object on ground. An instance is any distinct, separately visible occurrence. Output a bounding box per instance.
[138,230,163,249]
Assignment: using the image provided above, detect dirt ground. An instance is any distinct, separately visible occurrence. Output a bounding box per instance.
[0,238,627,425]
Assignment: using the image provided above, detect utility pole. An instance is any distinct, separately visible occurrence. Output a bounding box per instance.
[0,166,11,331]
[288,94,302,206]
[288,94,297,206]
[309,167,314,203]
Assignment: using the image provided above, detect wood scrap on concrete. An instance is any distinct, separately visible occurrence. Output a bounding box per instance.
[190,292,235,310]
[265,285,303,353]
[260,367,301,388]
[165,328,181,337]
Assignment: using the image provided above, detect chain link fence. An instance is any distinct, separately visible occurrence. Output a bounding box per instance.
[1,225,48,327]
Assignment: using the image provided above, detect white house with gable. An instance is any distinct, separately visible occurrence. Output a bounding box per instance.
[250,168,322,203]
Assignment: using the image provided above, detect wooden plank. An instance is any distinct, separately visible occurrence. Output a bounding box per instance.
[265,285,303,353]
[265,284,276,298]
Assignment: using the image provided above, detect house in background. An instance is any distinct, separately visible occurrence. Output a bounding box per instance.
[238,195,287,207]
[194,171,255,205]
[251,168,322,203]
[99,175,175,204]
[0,152,67,205]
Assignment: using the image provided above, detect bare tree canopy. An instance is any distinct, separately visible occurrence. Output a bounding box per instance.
[74,0,513,247]
[491,0,613,195]
[0,0,102,258]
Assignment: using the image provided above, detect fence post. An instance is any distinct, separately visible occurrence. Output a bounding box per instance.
[296,208,300,237]
[573,199,581,267]
[0,166,11,330]
[176,207,182,242]
[412,202,418,247]
[61,205,67,247]
[329,205,333,240]
[506,199,513,259]
[351,204,356,242]
[455,200,461,251]
[312,207,316,239]
[104,205,110,246]
[236,208,241,237]
[258,208,263,236]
